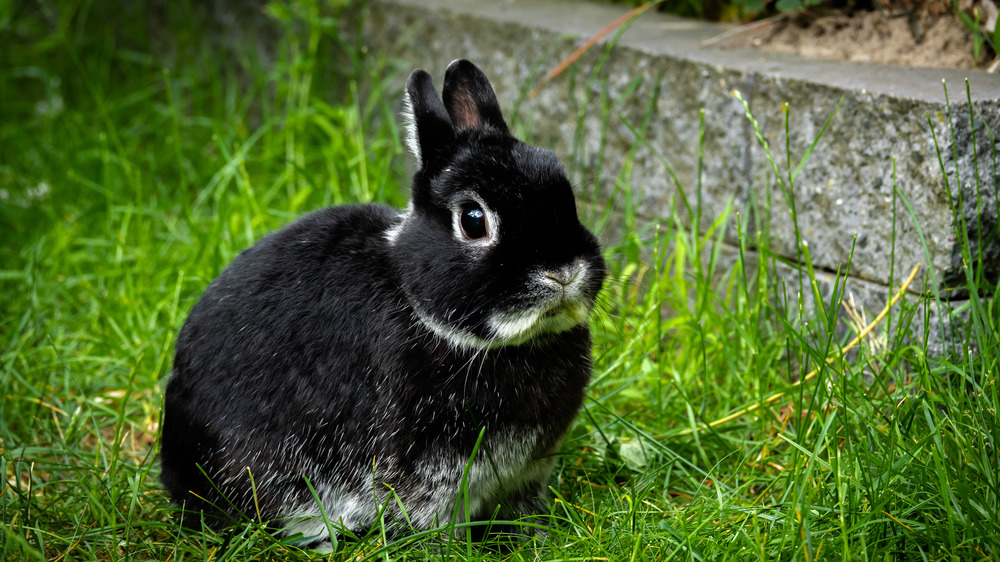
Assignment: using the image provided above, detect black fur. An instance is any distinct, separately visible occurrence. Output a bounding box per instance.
[160,60,605,546]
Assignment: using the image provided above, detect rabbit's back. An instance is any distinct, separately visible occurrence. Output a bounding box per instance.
[167,203,404,412]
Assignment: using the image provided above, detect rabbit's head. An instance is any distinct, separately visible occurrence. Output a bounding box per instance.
[388,60,605,350]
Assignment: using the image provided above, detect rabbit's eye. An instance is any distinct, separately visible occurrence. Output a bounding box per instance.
[460,204,488,240]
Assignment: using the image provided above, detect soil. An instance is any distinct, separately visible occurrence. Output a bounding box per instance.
[716,1,997,70]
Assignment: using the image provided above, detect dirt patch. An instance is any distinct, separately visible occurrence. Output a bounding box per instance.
[716,2,997,70]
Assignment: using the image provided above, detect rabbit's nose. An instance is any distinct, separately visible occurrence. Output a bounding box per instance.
[544,262,584,287]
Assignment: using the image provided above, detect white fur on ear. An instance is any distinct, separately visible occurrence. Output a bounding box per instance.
[402,90,421,166]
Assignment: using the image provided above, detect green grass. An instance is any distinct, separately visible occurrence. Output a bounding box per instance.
[2,1,998,560]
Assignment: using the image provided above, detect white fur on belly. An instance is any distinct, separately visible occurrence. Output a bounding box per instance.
[278,427,548,549]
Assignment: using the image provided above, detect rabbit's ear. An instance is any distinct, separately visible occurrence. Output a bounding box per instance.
[404,69,455,169]
[442,59,509,134]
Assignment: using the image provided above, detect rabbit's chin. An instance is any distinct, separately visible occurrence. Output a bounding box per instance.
[414,300,591,351]
[488,301,591,345]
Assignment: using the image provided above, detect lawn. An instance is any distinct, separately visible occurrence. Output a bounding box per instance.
[2,1,998,560]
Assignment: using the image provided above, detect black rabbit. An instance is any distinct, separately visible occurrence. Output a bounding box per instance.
[160,59,605,549]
